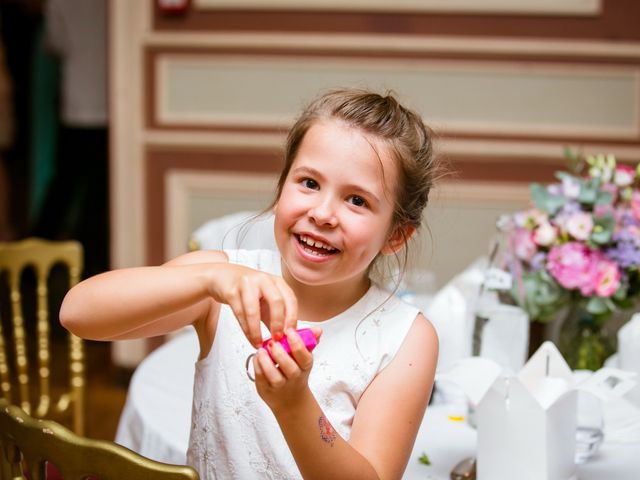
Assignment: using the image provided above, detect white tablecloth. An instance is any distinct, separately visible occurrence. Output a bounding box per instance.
[115,328,638,479]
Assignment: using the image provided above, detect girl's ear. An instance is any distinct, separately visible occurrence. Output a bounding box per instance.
[381,224,415,256]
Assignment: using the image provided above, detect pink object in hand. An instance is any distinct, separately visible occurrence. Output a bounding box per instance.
[262,328,318,360]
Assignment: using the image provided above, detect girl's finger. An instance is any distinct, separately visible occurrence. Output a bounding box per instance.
[285,328,313,371]
[255,347,285,387]
[274,277,298,335]
[268,340,299,379]
[227,296,252,344]
[259,277,287,338]
[239,275,263,347]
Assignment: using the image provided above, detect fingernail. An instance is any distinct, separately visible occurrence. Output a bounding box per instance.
[268,340,275,348]
[286,327,296,335]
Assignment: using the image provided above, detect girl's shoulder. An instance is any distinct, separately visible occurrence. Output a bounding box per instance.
[369,282,422,320]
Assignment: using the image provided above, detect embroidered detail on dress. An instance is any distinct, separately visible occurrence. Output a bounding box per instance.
[248,457,291,480]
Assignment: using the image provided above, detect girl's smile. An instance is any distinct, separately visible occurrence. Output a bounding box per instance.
[274,119,400,297]
[295,233,340,260]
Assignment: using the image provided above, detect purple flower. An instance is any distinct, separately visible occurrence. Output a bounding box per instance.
[530,252,547,271]
[561,201,582,215]
[607,229,640,269]
[561,176,581,199]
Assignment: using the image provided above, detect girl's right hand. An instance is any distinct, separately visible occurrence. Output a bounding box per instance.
[207,263,298,347]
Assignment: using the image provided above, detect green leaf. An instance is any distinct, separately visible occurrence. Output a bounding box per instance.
[530,184,566,215]
[418,452,431,466]
[590,213,615,245]
[595,190,613,206]
[585,297,611,316]
[577,178,600,205]
[613,283,629,301]
[510,270,569,323]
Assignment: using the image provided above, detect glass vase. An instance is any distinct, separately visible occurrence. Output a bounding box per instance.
[557,303,615,371]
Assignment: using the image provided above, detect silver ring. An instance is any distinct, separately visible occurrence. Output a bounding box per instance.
[245,353,256,382]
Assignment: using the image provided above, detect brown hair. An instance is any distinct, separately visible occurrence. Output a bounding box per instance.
[267,88,441,281]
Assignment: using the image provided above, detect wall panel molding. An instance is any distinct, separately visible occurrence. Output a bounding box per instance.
[142,129,640,165]
[193,0,602,16]
[145,33,640,61]
[153,0,639,41]
[146,147,283,265]
[152,52,639,142]
[166,171,277,260]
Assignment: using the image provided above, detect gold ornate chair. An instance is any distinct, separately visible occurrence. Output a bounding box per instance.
[0,398,200,479]
[0,238,85,435]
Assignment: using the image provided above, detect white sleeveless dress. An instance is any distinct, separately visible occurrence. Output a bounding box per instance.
[187,249,421,479]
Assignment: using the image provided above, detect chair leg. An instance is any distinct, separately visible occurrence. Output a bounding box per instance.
[2,442,26,479]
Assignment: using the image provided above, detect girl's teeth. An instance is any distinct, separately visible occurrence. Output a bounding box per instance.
[299,235,336,252]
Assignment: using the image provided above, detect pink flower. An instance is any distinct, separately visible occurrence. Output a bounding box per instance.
[547,242,595,292]
[565,212,594,241]
[594,258,621,297]
[614,164,636,187]
[533,222,557,246]
[593,204,614,218]
[513,228,537,262]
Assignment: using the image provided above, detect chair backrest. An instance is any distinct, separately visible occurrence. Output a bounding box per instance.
[0,398,200,480]
[0,238,85,435]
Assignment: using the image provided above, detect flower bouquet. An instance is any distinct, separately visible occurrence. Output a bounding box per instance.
[499,152,640,369]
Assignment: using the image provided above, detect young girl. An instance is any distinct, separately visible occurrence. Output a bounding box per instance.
[61,88,440,480]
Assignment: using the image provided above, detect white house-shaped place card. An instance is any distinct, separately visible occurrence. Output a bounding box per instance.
[437,341,636,480]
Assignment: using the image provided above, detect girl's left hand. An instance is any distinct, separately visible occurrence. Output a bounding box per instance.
[253,327,322,411]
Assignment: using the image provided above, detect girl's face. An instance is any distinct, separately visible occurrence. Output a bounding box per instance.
[274,119,404,292]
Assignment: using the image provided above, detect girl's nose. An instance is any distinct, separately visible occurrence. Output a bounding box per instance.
[308,196,338,227]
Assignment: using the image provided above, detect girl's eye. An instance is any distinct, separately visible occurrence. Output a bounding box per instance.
[302,178,319,190]
[348,195,367,208]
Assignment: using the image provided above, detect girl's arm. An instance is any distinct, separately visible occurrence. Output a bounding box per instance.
[60,250,298,349]
[255,314,438,480]
[60,250,229,341]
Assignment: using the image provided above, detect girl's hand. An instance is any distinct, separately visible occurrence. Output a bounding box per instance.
[253,327,322,412]
[207,263,298,347]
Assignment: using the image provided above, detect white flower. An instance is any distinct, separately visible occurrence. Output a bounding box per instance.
[565,212,594,241]
[614,164,635,187]
[533,222,557,246]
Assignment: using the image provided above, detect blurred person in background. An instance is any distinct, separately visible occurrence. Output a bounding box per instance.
[32,0,108,277]
[0,20,14,241]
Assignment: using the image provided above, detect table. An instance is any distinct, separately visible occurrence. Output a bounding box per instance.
[115,328,639,479]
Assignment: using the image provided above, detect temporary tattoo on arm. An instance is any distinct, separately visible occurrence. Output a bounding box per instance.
[318,414,337,446]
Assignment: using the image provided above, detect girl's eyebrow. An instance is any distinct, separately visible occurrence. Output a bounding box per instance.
[291,165,323,179]
[292,165,381,203]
